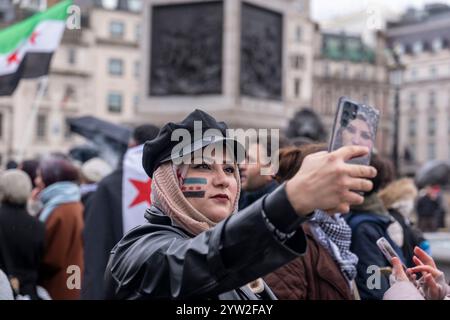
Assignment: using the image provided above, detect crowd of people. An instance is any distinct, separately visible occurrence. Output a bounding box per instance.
[0,109,449,300]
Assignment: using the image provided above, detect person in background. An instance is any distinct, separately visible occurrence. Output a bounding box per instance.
[35,157,83,300]
[79,157,112,211]
[18,159,39,188]
[264,144,359,300]
[6,160,18,170]
[0,170,45,299]
[0,269,14,300]
[19,159,42,217]
[239,135,279,210]
[416,185,446,232]
[379,178,430,267]
[345,154,404,300]
[82,124,159,300]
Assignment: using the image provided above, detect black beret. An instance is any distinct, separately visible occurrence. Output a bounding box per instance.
[142,109,244,178]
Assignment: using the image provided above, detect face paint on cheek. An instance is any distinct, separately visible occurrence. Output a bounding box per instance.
[181,177,207,198]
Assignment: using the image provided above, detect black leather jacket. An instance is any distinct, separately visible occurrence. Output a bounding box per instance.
[104,185,308,299]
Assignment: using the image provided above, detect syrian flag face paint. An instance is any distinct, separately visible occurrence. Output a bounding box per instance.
[0,0,71,96]
[181,177,207,198]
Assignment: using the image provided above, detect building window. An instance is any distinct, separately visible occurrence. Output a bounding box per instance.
[448,113,450,134]
[324,89,331,115]
[107,92,122,113]
[36,80,48,97]
[428,116,436,136]
[428,143,436,160]
[448,142,450,158]
[429,91,436,108]
[134,61,140,79]
[448,141,450,159]
[410,68,417,80]
[36,114,47,140]
[294,78,301,98]
[432,38,443,52]
[408,118,416,138]
[133,95,139,109]
[323,63,330,77]
[64,120,73,140]
[291,55,304,70]
[62,85,76,103]
[110,21,125,39]
[108,58,123,76]
[135,23,141,42]
[68,47,76,65]
[413,41,423,54]
[361,67,368,80]
[295,26,302,42]
[394,43,405,55]
[430,66,437,78]
[343,64,349,78]
[129,0,143,12]
[0,113,3,139]
[409,144,416,161]
[409,93,416,109]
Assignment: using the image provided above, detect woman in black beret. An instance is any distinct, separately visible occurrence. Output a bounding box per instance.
[104,109,377,300]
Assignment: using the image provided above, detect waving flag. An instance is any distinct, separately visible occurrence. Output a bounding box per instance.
[0,0,71,96]
[122,145,152,234]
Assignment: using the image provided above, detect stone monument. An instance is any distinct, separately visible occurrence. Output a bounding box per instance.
[139,0,312,129]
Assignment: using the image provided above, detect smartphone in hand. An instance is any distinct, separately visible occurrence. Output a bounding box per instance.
[376,237,407,271]
[328,97,380,166]
[376,237,421,287]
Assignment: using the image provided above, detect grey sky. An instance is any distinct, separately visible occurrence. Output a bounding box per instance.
[311,0,450,22]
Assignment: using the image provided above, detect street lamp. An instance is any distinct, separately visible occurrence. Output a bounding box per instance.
[390,47,405,174]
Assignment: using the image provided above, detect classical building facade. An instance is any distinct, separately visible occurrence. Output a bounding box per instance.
[386,4,450,172]
[0,0,143,165]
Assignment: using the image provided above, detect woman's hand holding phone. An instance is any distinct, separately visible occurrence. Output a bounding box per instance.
[407,247,450,300]
[328,97,380,166]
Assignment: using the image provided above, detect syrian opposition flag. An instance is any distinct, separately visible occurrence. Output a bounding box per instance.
[122,145,152,234]
[0,0,71,96]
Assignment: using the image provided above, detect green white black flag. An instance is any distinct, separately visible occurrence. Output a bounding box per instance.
[0,0,71,96]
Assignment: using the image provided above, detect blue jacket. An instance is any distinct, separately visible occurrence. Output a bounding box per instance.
[346,211,405,300]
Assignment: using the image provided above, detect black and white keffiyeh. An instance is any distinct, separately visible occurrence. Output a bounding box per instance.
[310,210,358,283]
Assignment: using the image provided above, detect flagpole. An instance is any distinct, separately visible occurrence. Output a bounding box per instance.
[17,76,49,163]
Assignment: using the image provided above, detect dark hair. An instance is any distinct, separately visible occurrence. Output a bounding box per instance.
[20,159,39,188]
[275,143,327,183]
[367,154,394,195]
[39,157,79,187]
[133,124,160,145]
[6,160,18,170]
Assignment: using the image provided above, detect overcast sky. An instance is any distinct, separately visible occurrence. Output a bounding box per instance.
[311,0,450,22]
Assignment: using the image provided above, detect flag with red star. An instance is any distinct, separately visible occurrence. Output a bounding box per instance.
[0,0,71,96]
[122,144,152,234]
